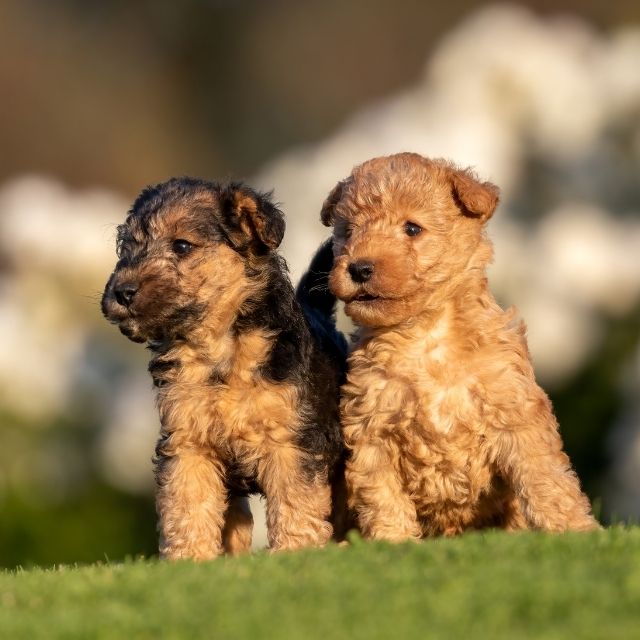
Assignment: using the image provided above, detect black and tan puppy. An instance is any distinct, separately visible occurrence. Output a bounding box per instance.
[102,177,347,559]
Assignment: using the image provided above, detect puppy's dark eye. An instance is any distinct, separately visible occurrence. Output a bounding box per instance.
[404,222,423,237]
[172,239,193,256]
[344,225,353,240]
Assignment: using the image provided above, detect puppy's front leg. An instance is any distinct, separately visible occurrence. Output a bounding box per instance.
[155,448,228,560]
[346,442,421,541]
[259,446,333,551]
[490,396,600,532]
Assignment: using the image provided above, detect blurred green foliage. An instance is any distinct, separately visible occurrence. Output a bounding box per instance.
[552,304,640,498]
[0,487,156,569]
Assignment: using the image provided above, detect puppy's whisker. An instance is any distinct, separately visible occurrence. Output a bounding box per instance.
[308,284,330,294]
[83,292,104,305]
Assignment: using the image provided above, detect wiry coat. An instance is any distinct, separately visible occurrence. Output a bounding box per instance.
[322,153,600,539]
[102,177,347,559]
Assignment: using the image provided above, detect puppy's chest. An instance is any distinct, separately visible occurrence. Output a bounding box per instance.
[153,335,299,454]
[346,340,490,497]
[346,340,484,441]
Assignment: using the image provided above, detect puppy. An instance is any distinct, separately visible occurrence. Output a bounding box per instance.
[321,153,600,539]
[102,177,347,559]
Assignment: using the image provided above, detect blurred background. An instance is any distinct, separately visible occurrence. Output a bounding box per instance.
[1,0,639,569]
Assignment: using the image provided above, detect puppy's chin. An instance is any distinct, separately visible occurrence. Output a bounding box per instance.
[118,319,148,343]
[331,274,417,327]
[344,297,412,328]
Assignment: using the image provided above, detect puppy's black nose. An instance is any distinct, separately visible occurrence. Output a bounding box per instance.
[348,260,374,283]
[114,283,138,307]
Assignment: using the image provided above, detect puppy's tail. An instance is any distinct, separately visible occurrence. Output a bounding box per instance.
[296,239,348,366]
[297,238,338,317]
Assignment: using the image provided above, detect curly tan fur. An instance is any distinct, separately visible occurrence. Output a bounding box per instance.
[322,153,600,539]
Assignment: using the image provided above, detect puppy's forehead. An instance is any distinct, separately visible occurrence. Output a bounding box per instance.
[128,193,222,241]
[338,162,449,223]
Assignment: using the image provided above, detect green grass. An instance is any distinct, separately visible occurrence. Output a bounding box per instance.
[1,528,638,640]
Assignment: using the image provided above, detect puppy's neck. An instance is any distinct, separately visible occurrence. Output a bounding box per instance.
[418,235,497,330]
[149,255,299,385]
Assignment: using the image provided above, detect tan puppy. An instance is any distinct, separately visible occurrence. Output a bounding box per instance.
[321,153,600,539]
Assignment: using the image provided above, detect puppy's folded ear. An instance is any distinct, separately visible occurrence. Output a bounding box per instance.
[320,180,347,227]
[450,168,499,222]
[219,184,285,253]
